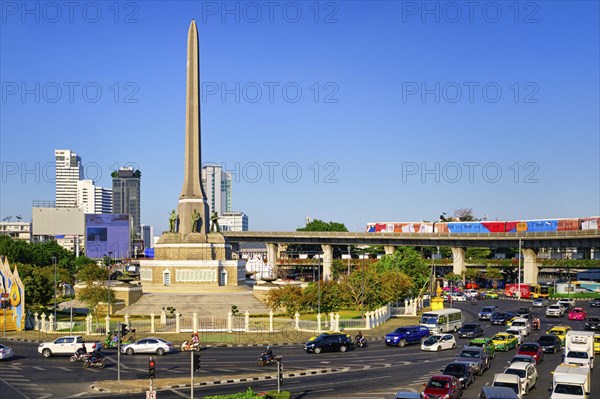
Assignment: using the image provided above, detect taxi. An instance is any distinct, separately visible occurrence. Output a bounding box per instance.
[546,325,572,345]
[485,291,499,299]
[567,308,587,321]
[491,333,519,352]
[594,334,600,354]
[506,316,520,327]
[469,337,496,359]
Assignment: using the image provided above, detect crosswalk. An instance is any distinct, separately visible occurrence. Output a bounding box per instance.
[0,364,53,399]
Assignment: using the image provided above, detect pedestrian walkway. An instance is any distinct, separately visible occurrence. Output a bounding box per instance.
[1,362,54,398]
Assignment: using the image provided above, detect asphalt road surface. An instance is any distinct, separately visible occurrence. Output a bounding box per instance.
[1,298,598,399]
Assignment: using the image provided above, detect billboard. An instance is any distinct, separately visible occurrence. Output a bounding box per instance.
[32,207,84,235]
[85,214,130,259]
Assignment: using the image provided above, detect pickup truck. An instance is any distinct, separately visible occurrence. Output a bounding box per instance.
[38,336,102,358]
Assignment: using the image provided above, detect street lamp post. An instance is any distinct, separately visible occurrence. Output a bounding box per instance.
[107,251,113,316]
[52,256,57,323]
[518,238,522,299]
[347,245,351,276]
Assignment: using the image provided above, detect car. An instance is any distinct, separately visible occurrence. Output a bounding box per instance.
[531,298,548,308]
[464,289,480,299]
[0,343,14,360]
[478,386,519,399]
[545,325,572,345]
[568,308,587,321]
[441,361,476,389]
[421,334,457,352]
[545,304,565,317]
[586,317,600,331]
[485,291,499,299]
[458,323,484,339]
[594,334,600,354]
[491,333,519,351]
[448,292,468,302]
[394,392,420,399]
[508,354,536,365]
[304,333,353,354]
[479,306,499,320]
[503,361,538,396]
[469,337,496,359]
[557,298,575,311]
[536,334,562,354]
[121,337,174,355]
[37,336,102,358]
[385,325,430,347]
[491,312,513,325]
[492,373,522,399]
[421,375,462,399]
[590,298,600,307]
[455,346,490,376]
[516,342,544,364]
[515,307,530,318]
[508,318,531,337]
[505,328,525,344]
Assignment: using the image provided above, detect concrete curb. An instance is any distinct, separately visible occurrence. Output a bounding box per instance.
[89,367,344,393]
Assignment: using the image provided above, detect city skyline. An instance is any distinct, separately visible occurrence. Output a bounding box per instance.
[1,2,599,233]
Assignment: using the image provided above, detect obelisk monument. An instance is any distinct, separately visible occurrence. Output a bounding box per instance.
[177,19,209,237]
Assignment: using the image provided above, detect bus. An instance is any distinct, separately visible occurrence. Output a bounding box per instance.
[419,309,463,334]
[505,284,549,299]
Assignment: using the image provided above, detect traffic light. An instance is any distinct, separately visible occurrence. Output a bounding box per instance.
[193,353,201,371]
[149,357,156,379]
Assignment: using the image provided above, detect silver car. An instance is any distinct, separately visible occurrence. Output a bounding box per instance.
[532,298,548,308]
[121,337,174,355]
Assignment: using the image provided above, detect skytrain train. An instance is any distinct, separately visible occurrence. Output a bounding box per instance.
[365,217,600,233]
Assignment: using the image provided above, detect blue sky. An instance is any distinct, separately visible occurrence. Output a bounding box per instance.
[1,1,599,233]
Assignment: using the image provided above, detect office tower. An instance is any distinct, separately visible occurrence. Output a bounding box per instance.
[55,149,83,208]
[77,180,112,214]
[112,167,141,238]
[201,165,232,216]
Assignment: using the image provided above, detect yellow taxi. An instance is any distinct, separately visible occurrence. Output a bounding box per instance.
[485,291,499,299]
[491,333,519,351]
[506,316,520,327]
[546,325,572,345]
[594,334,600,354]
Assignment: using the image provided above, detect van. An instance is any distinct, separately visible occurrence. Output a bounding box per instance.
[479,386,519,399]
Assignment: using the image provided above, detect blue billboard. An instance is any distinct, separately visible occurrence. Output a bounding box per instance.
[85,214,130,259]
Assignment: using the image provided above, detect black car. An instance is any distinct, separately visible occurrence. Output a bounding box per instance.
[491,312,515,326]
[304,333,353,354]
[441,361,475,389]
[458,323,484,339]
[584,317,600,331]
[590,298,600,308]
[537,334,562,354]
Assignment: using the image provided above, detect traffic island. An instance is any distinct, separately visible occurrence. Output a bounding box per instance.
[90,367,345,393]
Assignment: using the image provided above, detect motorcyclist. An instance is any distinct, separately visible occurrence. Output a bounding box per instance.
[471,296,477,305]
[191,332,200,345]
[532,317,541,330]
[75,345,87,358]
[355,331,364,345]
[262,346,274,362]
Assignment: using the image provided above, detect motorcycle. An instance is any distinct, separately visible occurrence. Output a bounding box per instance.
[82,352,106,369]
[257,353,276,366]
[532,319,541,330]
[471,298,477,305]
[354,337,368,348]
[70,351,91,363]
[181,340,201,352]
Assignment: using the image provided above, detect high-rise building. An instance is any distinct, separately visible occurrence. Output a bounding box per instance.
[77,180,112,214]
[219,211,248,232]
[141,225,154,249]
[202,164,232,215]
[112,167,141,238]
[55,149,83,208]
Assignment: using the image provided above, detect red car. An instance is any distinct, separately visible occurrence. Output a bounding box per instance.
[421,375,462,399]
[516,342,544,364]
[568,308,587,321]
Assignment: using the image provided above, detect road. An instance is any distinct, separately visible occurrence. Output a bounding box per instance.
[0,298,598,398]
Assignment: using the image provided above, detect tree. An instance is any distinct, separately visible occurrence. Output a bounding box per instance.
[287,219,349,257]
[485,266,503,280]
[466,247,492,259]
[445,272,461,282]
[77,263,107,284]
[78,284,114,317]
[454,208,476,221]
[375,247,430,295]
[265,285,304,316]
[302,280,347,314]
[464,268,481,287]
[15,263,53,310]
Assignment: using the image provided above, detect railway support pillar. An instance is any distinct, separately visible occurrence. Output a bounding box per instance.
[384,245,396,255]
[522,248,539,285]
[266,243,278,277]
[451,247,466,278]
[321,244,333,281]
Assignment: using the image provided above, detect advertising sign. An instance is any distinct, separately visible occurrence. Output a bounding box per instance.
[85,214,130,259]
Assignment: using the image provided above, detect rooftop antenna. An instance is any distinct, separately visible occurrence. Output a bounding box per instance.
[15,215,22,221]
[2,216,11,222]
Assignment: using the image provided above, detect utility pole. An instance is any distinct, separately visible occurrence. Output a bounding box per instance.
[52,256,57,324]
[518,238,522,299]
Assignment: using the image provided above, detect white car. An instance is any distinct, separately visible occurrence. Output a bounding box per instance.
[0,343,14,360]
[492,373,523,399]
[546,304,565,318]
[463,289,479,299]
[503,362,538,396]
[37,336,101,358]
[510,318,531,337]
[121,337,174,355]
[557,298,575,310]
[420,334,457,351]
[449,292,468,302]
